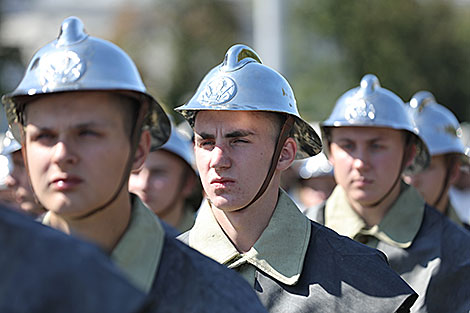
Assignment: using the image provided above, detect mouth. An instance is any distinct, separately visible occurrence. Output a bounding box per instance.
[352,177,374,186]
[50,175,83,191]
[210,177,235,188]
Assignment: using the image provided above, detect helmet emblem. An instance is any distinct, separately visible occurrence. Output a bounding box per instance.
[39,50,86,90]
[198,76,237,106]
[345,99,376,122]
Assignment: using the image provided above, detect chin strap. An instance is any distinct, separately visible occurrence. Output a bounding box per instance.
[22,101,148,221]
[434,158,454,209]
[364,146,409,209]
[237,115,294,211]
[72,105,147,220]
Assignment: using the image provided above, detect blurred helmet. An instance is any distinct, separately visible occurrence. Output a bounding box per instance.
[321,74,430,173]
[0,129,20,188]
[406,91,466,160]
[1,129,21,155]
[175,44,322,159]
[2,16,170,148]
[152,118,196,173]
[297,152,334,179]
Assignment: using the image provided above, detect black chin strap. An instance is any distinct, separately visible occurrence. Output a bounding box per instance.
[235,116,295,211]
[363,147,409,208]
[22,102,148,221]
[434,159,453,209]
[72,107,147,220]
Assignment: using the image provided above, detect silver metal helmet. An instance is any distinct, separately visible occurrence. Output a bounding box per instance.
[1,129,21,155]
[321,74,430,173]
[174,44,322,159]
[406,91,466,158]
[152,119,196,173]
[0,129,21,188]
[2,16,170,148]
[297,152,334,179]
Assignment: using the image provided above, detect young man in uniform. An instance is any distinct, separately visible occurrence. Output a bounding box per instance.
[129,120,201,233]
[176,44,418,313]
[2,16,267,313]
[316,75,470,312]
[402,91,469,228]
[2,129,46,218]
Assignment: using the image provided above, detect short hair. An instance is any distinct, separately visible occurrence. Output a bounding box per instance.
[255,111,295,142]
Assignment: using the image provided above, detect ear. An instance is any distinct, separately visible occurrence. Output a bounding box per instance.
[277,137,297,171]
[449,159,462,185]
[404,143,417,168]
[181,171,197,198]
[132,129,151,171]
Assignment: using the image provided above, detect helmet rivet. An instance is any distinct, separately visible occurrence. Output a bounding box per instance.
[221,44,262,72]
[360,74,380,96]
[57,16,88,47]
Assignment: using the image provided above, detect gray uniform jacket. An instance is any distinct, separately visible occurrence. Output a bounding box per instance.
[0,204,152,313]
[180,221,418,312]
[255,221,417,312]
[312,204,470,313]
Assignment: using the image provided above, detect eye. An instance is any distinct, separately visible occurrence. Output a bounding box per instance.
[78,129,99,137]
[197,139,215,149]
[232,138,249,144]
[31,131,56,143]
[339,142,354,151]
[370,142,385,150]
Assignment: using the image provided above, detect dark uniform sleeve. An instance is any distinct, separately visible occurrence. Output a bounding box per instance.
[0,206,151,313]
[151,234,269,313]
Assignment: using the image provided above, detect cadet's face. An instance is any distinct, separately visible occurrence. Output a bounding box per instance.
[194,111,276,211]
[328,127,405,206]
[403,155,447,205]
[5,150,43,216]
[24,92,131,218]
[129,150,188,215]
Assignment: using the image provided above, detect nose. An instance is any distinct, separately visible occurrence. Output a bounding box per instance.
[51,141,78,166]
[209,145,231,170]
[352,148,370,171]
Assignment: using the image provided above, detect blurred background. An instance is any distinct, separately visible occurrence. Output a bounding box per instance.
[0,0,469,127]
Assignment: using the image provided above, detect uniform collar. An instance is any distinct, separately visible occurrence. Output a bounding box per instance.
[42,195,165,292]
[189,189,311,286]
[176,206,196,234]
[325,182,425,248]
[110,194,164,292]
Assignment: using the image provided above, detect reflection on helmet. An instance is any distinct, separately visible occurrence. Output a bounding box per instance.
[1,129,21,156]
[175,44,322,159]
[298,152,334,179]
[2,16,170,149]
[406,91,466,160]
[321,74,430,173]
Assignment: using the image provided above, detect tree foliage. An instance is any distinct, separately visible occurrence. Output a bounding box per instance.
[287,0,470,122]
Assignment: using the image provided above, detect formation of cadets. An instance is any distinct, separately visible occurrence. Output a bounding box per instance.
[0,16,468,313]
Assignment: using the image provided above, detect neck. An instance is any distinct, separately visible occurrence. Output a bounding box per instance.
[211,179,280,253]
[158,200,185,228]
[435,194,450,214]
[348,181,402,227]
[48,191,132,254]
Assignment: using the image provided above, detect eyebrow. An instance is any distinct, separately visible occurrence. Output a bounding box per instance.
[335,136,386,143]
[29,121,108,131]
[196,130,255,140]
